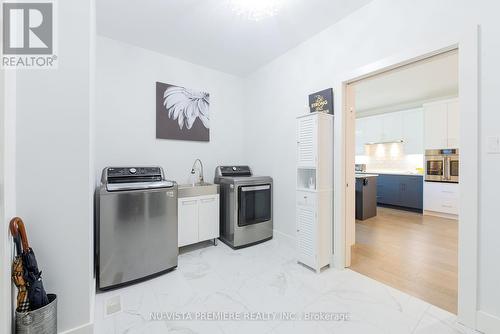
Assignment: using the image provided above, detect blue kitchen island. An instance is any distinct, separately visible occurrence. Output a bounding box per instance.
[375,173,424,212]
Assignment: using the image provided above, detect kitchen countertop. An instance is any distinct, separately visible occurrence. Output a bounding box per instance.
[355,174,379,178]
[357,171,423,177]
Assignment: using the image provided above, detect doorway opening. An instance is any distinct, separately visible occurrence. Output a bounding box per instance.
[345,50,460,313]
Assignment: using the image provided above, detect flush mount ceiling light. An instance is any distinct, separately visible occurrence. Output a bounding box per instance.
[229,0,284,21]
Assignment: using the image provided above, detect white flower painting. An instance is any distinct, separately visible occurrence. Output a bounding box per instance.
[164,86,210,130]
[156,82,210,142]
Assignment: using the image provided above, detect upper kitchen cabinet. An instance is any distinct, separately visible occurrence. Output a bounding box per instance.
[402,109,424,154]
[380,112,403,142]
[356,108,423,155]
[363,116,382,145]
[355,117,367,155]
[447,100,460,148]
[423,102,447,149]
[423,98,459,149]
[355,116,380,154]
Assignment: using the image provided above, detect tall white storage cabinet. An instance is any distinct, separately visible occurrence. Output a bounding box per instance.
[423,98,459,149]
[296,112,333,273]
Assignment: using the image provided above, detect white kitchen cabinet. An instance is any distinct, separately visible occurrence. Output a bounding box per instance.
[198,196,219,242]
[423,98,459,149]
[402,109,424,154]
[447,100,460,148]
[380,112,403,142]
[355,117,367,155]
[356,109,423,155]
[424,102,448,149]
[296,112,332,273]
[178,198,199,247]
[423,182,459,218]
[178,194,219,247]
[363,116,382,144]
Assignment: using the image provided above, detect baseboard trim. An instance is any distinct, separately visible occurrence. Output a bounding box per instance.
[59,322,94,334]
[476,310,500,334]
[272,229,295,245]
[330,254,341,269]
[423,210,458,220]
[273,230,297,247]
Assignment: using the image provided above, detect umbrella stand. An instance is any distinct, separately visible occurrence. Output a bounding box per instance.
[10,217,57,334]
[10,217,49,309]
[9,219,30,312]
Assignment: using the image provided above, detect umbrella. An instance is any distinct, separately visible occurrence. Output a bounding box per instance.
[12,217,49,310]
[9,218,30,312]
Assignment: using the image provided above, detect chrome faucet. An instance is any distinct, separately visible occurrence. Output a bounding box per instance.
[191,159,204,184]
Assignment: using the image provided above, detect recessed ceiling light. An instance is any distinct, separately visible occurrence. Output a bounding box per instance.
[229,0,284,21]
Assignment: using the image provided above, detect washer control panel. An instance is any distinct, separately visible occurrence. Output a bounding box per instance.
[219,166,252,177]
[105,167,163,184]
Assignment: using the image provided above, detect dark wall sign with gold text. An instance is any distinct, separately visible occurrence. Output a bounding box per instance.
[308,88,334,115]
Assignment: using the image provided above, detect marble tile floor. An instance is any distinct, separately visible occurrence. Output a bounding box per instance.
[94,237,479,334]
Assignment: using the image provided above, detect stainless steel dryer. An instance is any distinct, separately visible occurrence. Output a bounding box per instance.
[96,167,178,290]
[214,166,273,249]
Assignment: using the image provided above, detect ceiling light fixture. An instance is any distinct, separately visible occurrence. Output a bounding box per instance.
[229,0,284,21]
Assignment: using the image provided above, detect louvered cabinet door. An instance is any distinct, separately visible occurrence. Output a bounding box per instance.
[297,116,317,167]
[297,206,317,270]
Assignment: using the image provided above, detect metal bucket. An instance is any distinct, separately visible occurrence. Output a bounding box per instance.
[15,294,57,334]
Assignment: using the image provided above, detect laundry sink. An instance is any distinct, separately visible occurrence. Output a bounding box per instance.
[178,182,219,198]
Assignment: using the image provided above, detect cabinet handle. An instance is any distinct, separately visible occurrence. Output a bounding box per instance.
[201,198,215,203]
[441,191,454,194]
[442,204,453,208]
[182,200,197,205]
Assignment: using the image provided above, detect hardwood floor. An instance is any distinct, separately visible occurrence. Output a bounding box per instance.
[349,206,458,314]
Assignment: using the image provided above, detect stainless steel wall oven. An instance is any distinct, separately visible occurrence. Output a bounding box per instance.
[425,149,459,183]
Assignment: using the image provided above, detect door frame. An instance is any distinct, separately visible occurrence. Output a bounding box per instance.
[1,70,17,334]
[331,26,479,329]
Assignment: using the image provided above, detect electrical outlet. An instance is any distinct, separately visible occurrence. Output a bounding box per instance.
[104,295,122,317]
[487,136,500,154]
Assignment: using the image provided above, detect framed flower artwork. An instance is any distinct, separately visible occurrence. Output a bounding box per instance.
[156,82,210,142]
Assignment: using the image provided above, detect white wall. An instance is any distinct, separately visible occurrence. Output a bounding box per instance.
[14,0,95,332]
[0,68,5,334]
[242,0,500,324]
[0,65,9,334]
[6,0,500,332]
[95,36,247,184]
[1,70,17,334]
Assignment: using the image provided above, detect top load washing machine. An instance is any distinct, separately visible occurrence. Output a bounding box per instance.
[96,167,178,290]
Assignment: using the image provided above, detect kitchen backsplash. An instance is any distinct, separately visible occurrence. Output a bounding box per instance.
[355,142,424,173]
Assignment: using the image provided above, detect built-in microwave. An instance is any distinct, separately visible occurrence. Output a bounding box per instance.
[425,149,459,183]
